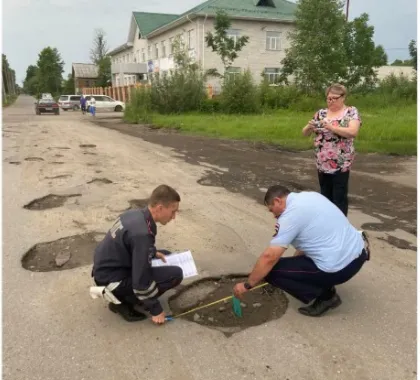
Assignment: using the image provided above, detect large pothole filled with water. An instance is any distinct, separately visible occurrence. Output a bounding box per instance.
[22,232,105,272]
[168,275,288,336]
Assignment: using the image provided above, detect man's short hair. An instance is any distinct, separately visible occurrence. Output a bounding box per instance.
[264,185,290,205]
[149,185,181,207]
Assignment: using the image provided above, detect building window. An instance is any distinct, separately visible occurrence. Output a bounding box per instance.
[169,37,174,55]
[148,45,151,60]
[225,66,241,81]
[142,48,146,62]
[266,31,281,51]
[187,29,194,49]
[135,50,139,62]
[161,41,166,57]
[155,43,159,59]
[264,68,281,84]
[226,29,240,46]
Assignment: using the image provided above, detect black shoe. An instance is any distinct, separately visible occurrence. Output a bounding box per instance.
[298,294,342,317]
[108,303,148,322]
[361,231,371,261]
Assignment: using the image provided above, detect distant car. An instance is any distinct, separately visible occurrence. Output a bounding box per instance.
[35,99,60,115]
[83,95,125,112]
[58,94,82,111]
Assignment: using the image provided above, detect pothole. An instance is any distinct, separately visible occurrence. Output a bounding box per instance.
[168,275,289,337]
[23,193,82,210]
[9,161,21,165]
[128,198,149,209]
[50,161,65,164]
[52,147,70,150]
[378,235,417,251]
[21,232,105,272]
[80,144,96,148]
[45,174,71,179]
[87,178,113,185]
[55,154,64,158]
[25,157,44,161]
[83,152,97,155]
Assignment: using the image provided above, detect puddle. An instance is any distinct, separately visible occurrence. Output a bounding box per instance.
[80,144,96,148]
[23,194,82,210]
[22,232,105,271]
[9,161,21,165]
[87,178,113,185]
[168,275,288,337]
[378,235,417,251]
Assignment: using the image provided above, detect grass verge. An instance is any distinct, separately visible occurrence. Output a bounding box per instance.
[147,105,416,156]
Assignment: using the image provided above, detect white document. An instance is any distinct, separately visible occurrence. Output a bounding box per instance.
[152,250,198,279]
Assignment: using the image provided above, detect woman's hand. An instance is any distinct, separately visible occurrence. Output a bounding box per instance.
[302,121,315,136]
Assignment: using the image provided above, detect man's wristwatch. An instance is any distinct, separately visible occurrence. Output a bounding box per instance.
[244,282,253,290]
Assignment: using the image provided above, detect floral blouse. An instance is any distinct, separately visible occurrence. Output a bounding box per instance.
[312,106,361,174]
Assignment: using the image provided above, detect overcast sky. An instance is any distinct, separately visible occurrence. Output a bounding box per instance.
[3,0,417,84]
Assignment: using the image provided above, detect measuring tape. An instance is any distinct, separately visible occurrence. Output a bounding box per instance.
[165,282,269,321]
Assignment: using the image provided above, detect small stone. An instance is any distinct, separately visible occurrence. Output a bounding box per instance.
[208,317,214,322]
[240,302,247,308]
[253,302,262,308]
[219,306,226,312]
[55,251,71,267]
[193,313,201,322]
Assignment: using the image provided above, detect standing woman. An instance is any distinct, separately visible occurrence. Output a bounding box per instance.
[302,84,362,216]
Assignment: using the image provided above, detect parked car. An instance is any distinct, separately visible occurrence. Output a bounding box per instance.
[58,94,82,111]
[84,95,125,112]
[35,99,60,115]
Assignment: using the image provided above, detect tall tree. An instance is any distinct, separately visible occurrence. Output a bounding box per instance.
[62,73,75,94]
[205,10,249,76]
[343,13,387,88]
[408,40,417,71]
[91,29,111,87]
[23,65,39,95]
[36,47,64,96]
[90,29,108,63]
[2,54,16,96]
[280,0,386,92]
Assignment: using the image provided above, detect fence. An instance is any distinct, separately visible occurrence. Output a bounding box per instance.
[82,83,214,103]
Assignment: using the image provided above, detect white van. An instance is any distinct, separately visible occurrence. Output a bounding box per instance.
[84,95,125,112]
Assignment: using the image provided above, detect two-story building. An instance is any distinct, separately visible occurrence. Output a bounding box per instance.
[108,0,297,90]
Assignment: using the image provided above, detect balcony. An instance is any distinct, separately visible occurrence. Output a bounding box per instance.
[111,62,148,74]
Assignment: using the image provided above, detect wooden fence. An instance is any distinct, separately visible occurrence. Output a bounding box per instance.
[82,83,214,103]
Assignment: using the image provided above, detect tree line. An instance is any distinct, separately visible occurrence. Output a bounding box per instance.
[2,54,18,104]
[23,30,112,98]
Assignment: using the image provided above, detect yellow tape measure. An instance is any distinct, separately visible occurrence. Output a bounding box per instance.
[168,282,269,320]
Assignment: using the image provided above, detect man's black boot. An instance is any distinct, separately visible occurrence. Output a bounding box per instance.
[108,303,148,322]
[298,293,342,317]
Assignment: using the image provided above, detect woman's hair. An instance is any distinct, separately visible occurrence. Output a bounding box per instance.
[325,83,347,97]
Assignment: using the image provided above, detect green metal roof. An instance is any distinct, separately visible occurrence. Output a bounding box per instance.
[133,12,179,36]
[177,0,296,21]
[140,0,296,36]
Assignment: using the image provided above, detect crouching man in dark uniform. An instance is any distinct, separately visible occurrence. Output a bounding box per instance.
[233,185,370,317]
[92,184,183,324]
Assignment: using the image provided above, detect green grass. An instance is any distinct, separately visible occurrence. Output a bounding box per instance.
[148,104,417,156]
[2,94,18,107]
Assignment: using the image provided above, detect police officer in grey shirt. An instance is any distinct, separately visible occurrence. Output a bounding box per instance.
[92,185,183,324]
[234,185,370,317]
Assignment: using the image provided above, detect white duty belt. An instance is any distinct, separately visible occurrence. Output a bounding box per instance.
[89,281,122,304]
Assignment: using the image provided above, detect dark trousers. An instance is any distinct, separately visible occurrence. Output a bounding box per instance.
[109,266,183,307]
[265,250,367,304]
[318,170,350,216]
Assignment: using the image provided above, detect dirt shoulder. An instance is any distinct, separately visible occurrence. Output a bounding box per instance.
[92,116,417,246]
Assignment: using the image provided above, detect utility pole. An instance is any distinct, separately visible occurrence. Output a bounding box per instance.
[345,0,350,21]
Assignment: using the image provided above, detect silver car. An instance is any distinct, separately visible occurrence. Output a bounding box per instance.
[58,95,82,111]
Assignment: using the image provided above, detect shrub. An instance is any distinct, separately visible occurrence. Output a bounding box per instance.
[150,67,207,114]
[123,86,153,124]
[221,69,260,114]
